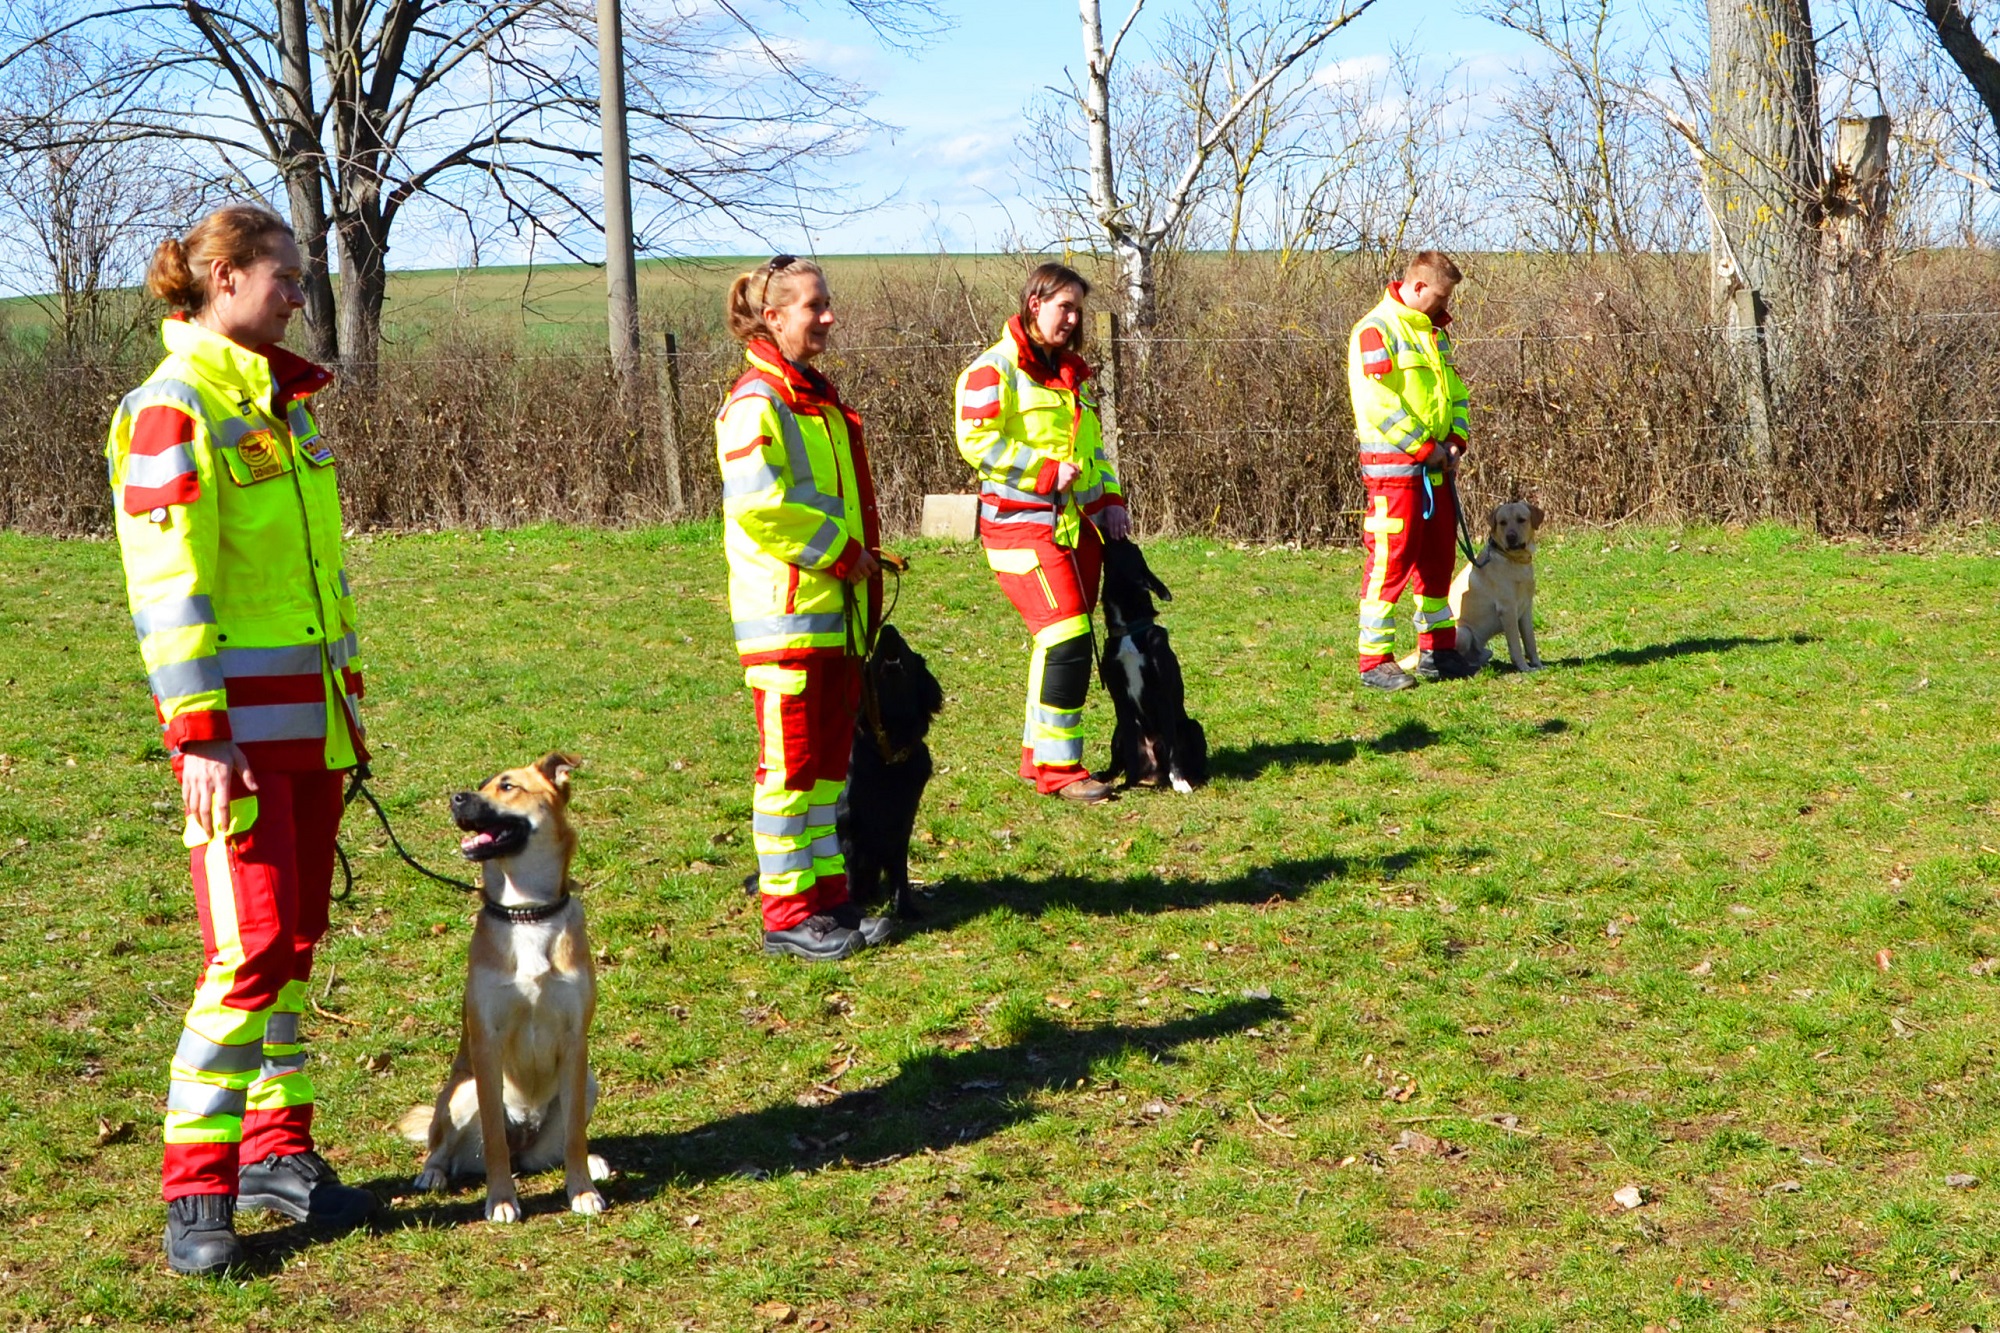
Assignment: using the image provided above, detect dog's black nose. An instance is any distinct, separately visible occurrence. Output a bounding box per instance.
[449,791,474,813]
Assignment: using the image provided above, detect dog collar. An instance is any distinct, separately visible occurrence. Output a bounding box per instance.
[482,891,570,923]
[1108,617,1153,639]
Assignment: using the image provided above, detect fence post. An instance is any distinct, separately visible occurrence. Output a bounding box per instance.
[1725,286,1777,494]
[658,330,685,516]
[1093,308,1122,465]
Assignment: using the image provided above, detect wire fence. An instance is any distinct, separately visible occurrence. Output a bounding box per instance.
[10,274,2000,539]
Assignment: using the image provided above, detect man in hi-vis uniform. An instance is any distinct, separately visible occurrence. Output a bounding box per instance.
[1346,250,1480,692]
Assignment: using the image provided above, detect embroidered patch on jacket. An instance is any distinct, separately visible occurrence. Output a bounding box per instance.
[236,430,286,482]
[303,440,334,465]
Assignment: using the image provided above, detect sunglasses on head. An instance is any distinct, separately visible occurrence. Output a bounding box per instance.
[758,254,798,307]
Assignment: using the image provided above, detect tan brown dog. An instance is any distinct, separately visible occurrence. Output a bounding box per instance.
[396,753,607,1222]
[1452,500,1545,672]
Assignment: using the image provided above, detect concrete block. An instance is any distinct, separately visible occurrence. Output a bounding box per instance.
[920,493,979,541]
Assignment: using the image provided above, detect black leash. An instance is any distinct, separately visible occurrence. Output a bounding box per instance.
[333,765,481,902]
[1444,471,1491,569]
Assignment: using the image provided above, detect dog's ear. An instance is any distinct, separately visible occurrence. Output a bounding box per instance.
[1528,502,1546,530]
[534,752,578,795]
[1149,573,1173,602]
[1488,503,1506,535]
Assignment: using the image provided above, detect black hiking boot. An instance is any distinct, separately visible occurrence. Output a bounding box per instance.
[1413,648,1480,682]
[164,1193,244,1277]
[236,1150,376,1230]
[1359,662,1419,692]
[829,901,896,947]
[763,914,867,961]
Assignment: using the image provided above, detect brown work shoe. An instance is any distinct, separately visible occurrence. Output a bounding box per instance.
[1052,776,1117,804]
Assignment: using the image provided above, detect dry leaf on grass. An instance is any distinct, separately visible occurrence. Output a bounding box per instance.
[1391,1129,1465,1159]
[95,1118,133,1147]
[1876,948,1894,972]
[1946,1173,1979,1189]
[752,1301,797,1324]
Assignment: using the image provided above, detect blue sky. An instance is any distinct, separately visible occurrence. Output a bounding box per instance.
[764,0,1554,254]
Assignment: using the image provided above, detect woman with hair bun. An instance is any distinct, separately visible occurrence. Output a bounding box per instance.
[954,262,1128,803]
[715,255,893,962]
[108,204,374,1275]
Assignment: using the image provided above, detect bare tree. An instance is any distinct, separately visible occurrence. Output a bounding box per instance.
[1066,0,1378,330]
[0,8,216,356]
[0,0,940,372]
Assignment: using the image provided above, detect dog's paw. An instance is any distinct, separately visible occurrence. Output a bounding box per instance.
[587,1153,612,1182]
[569,1189,606,1216]
[1170,775,1194,794]
[413,1167,448,1192]
[485,1196,521,1224]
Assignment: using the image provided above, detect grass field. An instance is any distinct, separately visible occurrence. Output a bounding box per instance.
[5,523,2000,1330]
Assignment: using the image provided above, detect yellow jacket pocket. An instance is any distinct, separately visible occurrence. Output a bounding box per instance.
[744,664,808,696]
[183,794,259,848]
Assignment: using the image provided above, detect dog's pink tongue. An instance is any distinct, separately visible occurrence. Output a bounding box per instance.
[460,830,497,853]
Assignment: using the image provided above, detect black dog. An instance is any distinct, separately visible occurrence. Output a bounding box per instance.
[837,623,945,918]
[1098,539,1208,792]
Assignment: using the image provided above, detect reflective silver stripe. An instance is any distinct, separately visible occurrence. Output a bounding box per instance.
[1074,480,1107,505]
[799,516,845,566]
[258,1051,308,1078]
[121,446,196,490]
[218,645,323,678]
[289,403,319,444]
[733,613,845,641]
[1031,705,1082,730]
[978,440,1021,472]
[730,381,815,484]
[120,378,206,421]
[175,1029,264,1074]
[1364,323,1424,356]
[228,703,327,743]
[1361,462,1427,479]
[133,596,215,638]
[166,1080,247,1118]
[1451,416,1469,434]
[806,805,836,828]
[328,632,359,669]
[149,656,225,699]
[981,480,1046,506]
[345,694,364,736]
[979,504,1056,527]
[722,461,784,499]
[1358,610,1395,629]
[786,485,844,517]
[960,382,1002,410]
[1034,737,1085,764]
[754,812,808,836]
[810,832,842,859]
[264,1012,300,1045]
[758,848,814,874]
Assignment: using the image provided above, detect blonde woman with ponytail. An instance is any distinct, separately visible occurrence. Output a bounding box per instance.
[108,205,374,1275]
[714,255,893,961]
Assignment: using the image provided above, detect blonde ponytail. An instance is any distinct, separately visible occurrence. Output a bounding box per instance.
[725,256,826,346]
[144,205,294,314]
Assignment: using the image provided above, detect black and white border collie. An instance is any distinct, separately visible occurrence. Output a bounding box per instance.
[1098,539,1208,793]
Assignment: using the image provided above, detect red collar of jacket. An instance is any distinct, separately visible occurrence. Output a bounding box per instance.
[737,340,881,554]
[1387,283,1452,330]
[1005,316,1094,392]
[165,311,334,404]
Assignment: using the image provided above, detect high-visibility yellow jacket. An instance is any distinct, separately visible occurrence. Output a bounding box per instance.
[715,342,880,664]
[106,317,364,775]
[1348,284,1470,485]
[955,317,1124,548]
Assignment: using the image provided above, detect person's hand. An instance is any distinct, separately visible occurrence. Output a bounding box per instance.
[180,739,256,841]
[1100,504,1131,541]
[1053,461,1081,492]
[846,549,881,585]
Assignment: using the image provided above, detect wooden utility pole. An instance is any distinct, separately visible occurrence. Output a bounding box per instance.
[657,331,685,515]
[598,0,640,388]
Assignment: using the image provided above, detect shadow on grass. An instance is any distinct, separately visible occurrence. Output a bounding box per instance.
[252,1000,1286,1250]
[592,996,1286,1199]
[1208,718,1439,780]
[1552,632,1815,669]
[907,842,1489,927]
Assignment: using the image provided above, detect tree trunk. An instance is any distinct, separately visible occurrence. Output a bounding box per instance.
[1705,0,1822,325]
[1818,114,1891,332]
[277,0,338,366]
[335,206,387,388]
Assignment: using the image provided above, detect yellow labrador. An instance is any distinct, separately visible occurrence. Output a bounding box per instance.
[1452,501,1545,672]
[397,753,608,1222]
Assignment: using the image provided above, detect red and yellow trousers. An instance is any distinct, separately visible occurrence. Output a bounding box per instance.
[747,654,859,931]
[1357,480,1459,671]
[163,767,343,1200]
[981,515,1101,794]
